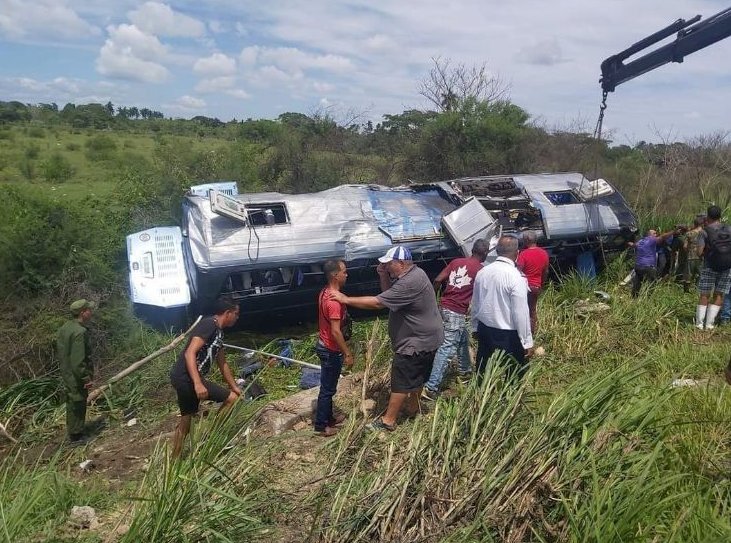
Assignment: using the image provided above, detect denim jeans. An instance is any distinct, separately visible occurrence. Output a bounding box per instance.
[721,293,731,322]
[314,342,343,431]
[424,308,471,392]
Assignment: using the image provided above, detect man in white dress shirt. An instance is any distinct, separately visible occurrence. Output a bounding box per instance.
[471,236,534,382]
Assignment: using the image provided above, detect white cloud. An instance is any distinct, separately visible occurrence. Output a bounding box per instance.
[96,24,169,83]
[239,46,353,74]
[226,89,250,100]
[128,2,205,38]
[239,46,259,66]
[249,65,305,88]
[194,76,236,93]
[0,0,99,40]
[175,95,206,109]
[0,76,113,104]
[235,22,248,36]
[516,38,566,66]
[208,20,226,34]
[363,34,396,53]
[312,81,335,93]
[193,53,236,76]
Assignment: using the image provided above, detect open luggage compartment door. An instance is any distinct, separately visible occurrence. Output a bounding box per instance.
[441,197,498,257]
[126,227,191,308]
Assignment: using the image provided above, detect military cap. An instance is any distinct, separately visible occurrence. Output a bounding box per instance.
[70,299,96,314]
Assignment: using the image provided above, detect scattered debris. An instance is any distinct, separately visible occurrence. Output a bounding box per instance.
[126,418,138,427]
[671,378,709,388]
[534,346,546,357]
[69,506,99,529]
[574,298,611,316]
[594,290,611,301]
[78,460,94,471]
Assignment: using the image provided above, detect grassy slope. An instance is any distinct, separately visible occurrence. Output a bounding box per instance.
[2,269,731,542]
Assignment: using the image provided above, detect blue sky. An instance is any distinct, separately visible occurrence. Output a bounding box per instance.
[1,0,730,143]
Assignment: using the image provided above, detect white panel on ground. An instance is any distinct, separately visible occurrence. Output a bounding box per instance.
[126,227,191,307]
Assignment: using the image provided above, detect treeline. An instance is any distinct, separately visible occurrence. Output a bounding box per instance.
[0,100,164,128]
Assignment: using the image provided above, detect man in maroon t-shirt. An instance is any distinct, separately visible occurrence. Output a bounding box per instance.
[314,260,352,436]
[516,231,550,334]
[422,239,489,399]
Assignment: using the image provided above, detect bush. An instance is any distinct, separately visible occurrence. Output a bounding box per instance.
[19,157,34,180]
[28,126,45,138]
[25,144,40,159]
[40,152,74,182]
[0,129,14,141]
[85,134,117,161]
[0,186,121,294]
[65,142,80,151]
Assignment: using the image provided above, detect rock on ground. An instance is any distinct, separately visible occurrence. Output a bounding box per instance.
[69,506,99,529]
[257,373,361,435]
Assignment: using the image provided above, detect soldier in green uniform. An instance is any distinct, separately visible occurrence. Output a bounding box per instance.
[57,299,95,444]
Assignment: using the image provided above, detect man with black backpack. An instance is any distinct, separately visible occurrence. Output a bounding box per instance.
[695,205,731,330]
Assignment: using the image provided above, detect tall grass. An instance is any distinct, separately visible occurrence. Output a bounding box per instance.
[0,452,94,542]
[310,358,731,542]
[122,400,269,542]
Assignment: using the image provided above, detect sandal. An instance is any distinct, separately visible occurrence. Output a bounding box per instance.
[366,418,396,432]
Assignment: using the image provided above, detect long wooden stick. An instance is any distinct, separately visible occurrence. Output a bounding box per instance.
[87,316,202,404]
[0,420,17,443]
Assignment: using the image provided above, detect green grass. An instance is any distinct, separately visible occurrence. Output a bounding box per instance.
[2,271,731,542]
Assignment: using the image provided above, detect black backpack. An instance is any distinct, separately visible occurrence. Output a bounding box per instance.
[705,224,731,272]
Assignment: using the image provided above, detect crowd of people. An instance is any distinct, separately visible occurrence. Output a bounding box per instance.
[56,205,728,448]
[321,235,549,434]
[629,205,731,329]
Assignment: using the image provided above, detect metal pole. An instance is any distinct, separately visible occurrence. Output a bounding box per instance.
[223,343,322,370]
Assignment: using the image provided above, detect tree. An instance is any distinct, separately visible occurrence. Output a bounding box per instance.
[104,101,114,116]
[419,57,510,112]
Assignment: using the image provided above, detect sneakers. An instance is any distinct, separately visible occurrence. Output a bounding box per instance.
[420,388,439,402]
[366,418,396,432]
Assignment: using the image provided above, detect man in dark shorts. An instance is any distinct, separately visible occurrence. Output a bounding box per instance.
[170,297,242,458]
[331,245,443,431]
[314,259,353,437]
